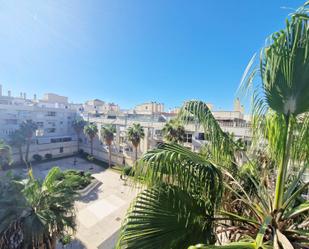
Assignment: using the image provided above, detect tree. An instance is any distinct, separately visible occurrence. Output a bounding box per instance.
[20,120,38,163]
[162,119,185,143]
[72,119,86,152]
[117,5,309,249]
[9,130,26,164]
[127,123,145,162]
[0,167,78,249]
[84,123,98,156]
[0,140,12,168]
[101,124,116,168]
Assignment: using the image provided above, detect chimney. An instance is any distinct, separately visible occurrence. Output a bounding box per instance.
[23,92,26,99]
[0,84,2,96]
[20,92,23,98]
[8,90,11,97]
[33,94,37,101]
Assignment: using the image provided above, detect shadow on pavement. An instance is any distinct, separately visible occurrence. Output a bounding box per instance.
[98,229,120,249]
[57,238,87,249]
[79,184,103,203]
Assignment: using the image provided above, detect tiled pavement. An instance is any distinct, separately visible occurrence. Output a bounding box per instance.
[3,158,139,249]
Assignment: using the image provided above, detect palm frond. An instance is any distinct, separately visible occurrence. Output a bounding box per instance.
[178,100,236,166]
[117,185,216,249]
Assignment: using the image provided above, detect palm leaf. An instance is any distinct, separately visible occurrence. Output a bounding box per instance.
[188,242,257,249]
[117,185,216,249]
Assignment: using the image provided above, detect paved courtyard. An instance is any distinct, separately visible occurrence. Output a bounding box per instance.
[3,157,139,249]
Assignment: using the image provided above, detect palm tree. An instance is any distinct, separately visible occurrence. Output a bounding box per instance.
[84,123,98,155]
[127,123,145,162]
[9,130,26,164]
[20,120,38,163]
[0,167,78,249]
[72,119,86,152]
[0,140,12,168]
[162,119,186,143]
[117,5,309,249]
[101,124,116,168]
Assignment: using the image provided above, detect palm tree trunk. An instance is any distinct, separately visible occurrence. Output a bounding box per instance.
[109,145,112,168]
[25,138,30,162]
[135,145,138,162]
[18,146,23,163]
[273,114,293,210]
[50,233,57,249]
[77,133,80,152]
[90,139,93,155]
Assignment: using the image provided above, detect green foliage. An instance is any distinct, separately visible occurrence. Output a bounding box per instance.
[162,119,186,143]
[117,185,216,249]
[84,123,98,140]
[122,165,133,176]
[101,124,116,145]
[118,4,309,248]
[0,167,78,248]
[127,123,145,148]
[57,169,93,190]
[72,119,86,135]
[84,123,98,155]
[0,140,12,168]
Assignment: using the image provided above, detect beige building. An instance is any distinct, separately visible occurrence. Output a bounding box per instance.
[134,102,164,114]
[83,99,120,115]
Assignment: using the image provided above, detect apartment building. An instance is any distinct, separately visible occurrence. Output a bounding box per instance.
[0,84,251,167]
[79,102,251,166]
[0,85,79,162]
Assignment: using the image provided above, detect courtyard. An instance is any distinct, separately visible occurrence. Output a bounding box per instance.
[3,157,139,249]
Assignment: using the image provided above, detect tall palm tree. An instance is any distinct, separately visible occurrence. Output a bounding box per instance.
[0,140,12,168]
[101,124,116,168]
[72,119,86,152]
[0,167,78,249]
[117,5,309,249]
[127,123,145,162]
[20,120,38,163]
[9,130,26,164]
[162,119,186,143]
[84,123,98,156]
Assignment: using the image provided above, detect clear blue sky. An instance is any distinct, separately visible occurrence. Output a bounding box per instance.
[0,0,305,111]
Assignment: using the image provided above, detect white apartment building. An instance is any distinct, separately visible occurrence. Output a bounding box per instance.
[0,84,251,167]
[80,105,251,166]
[0,85,79,162]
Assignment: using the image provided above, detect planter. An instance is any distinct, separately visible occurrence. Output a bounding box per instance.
[77,178,102,197]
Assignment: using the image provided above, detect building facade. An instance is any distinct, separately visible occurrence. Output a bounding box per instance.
[0,85,78,162]
[0,84,251,167]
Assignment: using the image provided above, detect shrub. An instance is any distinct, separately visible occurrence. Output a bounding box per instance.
[123,165,133,176]
[60,170,93,190]
[87,155,94,161]
[32,154,42,162]
[45,153,53,160]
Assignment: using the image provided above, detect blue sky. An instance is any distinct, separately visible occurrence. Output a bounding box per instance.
[0,0,305,111]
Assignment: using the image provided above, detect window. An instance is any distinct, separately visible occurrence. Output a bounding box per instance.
[184,133,192,143]
[47,111,56,116]
[51,138,61,143]
[47,121,56,127]
[36,122,44,127]
[46,128,56,133]
[63,137,72,142]
[59,147,63,153]
[197,133,205,140]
